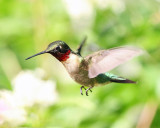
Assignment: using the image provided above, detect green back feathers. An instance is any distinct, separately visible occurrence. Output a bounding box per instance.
[95,74,111,84]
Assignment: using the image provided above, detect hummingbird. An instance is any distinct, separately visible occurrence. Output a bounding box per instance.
[26,37,143,96]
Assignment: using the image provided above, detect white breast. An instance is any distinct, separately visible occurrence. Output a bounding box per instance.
[62,53,81,75]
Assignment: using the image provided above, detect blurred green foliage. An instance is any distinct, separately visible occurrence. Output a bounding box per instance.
[0,0,160,128]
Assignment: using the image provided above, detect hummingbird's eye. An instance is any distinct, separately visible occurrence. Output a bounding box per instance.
[56,46,61,51]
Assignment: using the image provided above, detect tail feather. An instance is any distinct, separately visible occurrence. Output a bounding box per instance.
[105,73,136,84]
[110,78,136,84]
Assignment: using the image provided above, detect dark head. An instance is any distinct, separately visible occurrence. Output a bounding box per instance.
[26,41,72,61]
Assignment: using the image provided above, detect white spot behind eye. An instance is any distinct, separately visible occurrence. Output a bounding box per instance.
[56,46,60,51]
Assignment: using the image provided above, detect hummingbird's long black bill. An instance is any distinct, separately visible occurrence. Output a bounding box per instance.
[25,51,46,60]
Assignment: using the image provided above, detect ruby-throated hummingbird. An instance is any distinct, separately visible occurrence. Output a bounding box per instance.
[26,38,143,96]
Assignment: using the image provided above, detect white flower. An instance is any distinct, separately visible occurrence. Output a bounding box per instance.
[63,0,94,31]
[12,68,58,107]
[0,68,58,126]
[0,91,26,126]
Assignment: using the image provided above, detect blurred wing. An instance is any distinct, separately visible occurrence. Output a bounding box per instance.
[85,47,143,78]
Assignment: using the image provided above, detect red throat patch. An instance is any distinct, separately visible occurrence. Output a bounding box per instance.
[55,50,71,61]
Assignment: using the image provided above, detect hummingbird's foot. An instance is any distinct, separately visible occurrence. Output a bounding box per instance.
[86,87,93,96]
[80,86,93,96]
[80,86,86,95]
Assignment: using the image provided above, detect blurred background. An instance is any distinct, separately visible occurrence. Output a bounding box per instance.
[0,0,160,127]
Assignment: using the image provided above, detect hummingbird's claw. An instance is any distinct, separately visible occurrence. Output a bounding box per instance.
[86,91,88,96]
[85,87,93,96]
[89,89,92,92]
[80,86,86,95]
[80,86,93,96]
[85,88,89,96]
